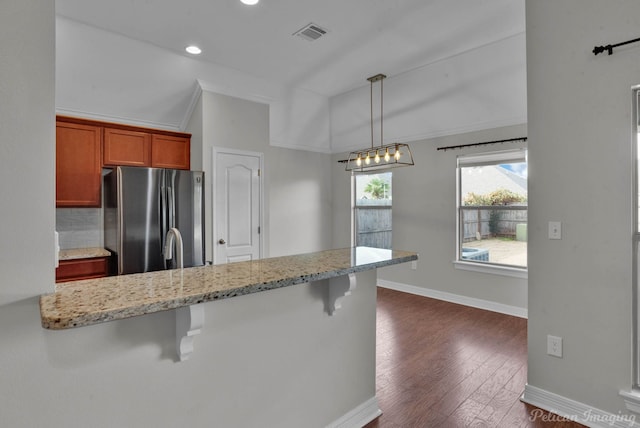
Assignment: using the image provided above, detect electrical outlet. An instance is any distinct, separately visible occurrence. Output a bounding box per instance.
[411,260,417,270]
[547,335,563,358]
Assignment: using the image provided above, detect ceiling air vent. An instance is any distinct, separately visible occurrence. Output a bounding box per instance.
[293,23,328,41]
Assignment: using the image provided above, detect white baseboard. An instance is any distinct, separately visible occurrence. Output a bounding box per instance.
[377,279,528,319]
[522,384,638,428]
[621,389,640,415]
[325,396,382,428]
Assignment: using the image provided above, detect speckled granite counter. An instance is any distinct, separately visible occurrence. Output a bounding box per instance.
[59,247,111,260]
[40,247,417,330]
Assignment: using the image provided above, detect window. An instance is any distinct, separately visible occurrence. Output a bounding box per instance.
[456,150,527,271]
[354,172,392,249]
[622,85,640,409]
[632,87,640,389]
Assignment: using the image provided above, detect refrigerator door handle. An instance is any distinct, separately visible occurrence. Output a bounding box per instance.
[116,167,125,275]
[193,173,204,265]
[160,172,169,262]
[168,185,175,229]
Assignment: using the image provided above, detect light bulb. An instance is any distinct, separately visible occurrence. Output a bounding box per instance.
[374,151,381,163]
[356,154,362,167]
[394,149,401,160]
[384,149,390,162]
[365,153,371,165]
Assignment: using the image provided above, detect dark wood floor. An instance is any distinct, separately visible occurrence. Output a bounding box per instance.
[364,287,584,427]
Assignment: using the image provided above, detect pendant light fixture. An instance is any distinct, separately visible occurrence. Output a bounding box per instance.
[345,73,414,172]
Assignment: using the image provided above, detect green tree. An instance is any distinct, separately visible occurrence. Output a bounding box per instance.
[364,177,390,199]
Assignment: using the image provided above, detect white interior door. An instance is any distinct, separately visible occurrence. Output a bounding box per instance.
[213,149,262,264]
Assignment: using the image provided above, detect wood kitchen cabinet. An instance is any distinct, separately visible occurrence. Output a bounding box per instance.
[151,134,190,169]
[55,257,109,283]
[103,126,190,170]
[103,127,151,167]
[56,120,103,207]
[56,116,191,206]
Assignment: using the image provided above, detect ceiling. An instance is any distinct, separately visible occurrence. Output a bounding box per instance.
[54,0,526,152]
[55,0,525,98]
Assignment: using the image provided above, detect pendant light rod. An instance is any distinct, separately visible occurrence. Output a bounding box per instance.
[367,74,386,149]
[381,76,383,149]
[370,76,374,149]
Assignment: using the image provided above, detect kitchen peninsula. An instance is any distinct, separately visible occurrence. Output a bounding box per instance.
[41,247,416,329]
[39,247,416,427]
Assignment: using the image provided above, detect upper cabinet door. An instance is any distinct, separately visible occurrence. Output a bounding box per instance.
[151,134,190,170]
[56,121,103,207]
[103,127,152,167]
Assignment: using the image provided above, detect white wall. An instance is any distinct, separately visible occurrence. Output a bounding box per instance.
[0,3,55,290]
[526,0,639,415]
[197,91,334,259]
[56,17,331,153]
[330,33,527,152]
[0,0,54,420]
[332,124,528,312]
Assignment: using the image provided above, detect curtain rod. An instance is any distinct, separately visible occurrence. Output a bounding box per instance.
[437,137,527,152]
[593,36,640,56]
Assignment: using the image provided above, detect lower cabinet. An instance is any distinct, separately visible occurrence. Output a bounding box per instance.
[56,257,109,283]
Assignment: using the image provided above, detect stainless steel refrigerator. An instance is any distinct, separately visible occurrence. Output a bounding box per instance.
[104,166,205,275]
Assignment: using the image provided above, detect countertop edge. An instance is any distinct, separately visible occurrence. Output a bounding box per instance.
[58,247,111,261]
[40,250,418,330]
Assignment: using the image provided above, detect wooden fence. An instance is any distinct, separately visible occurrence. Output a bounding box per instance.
[355,205,392,249]
[462,207,527,241]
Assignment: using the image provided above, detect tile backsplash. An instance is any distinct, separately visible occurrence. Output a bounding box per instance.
[56,208,103,249]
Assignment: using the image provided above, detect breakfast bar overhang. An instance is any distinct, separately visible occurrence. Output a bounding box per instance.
[39,247,417,428]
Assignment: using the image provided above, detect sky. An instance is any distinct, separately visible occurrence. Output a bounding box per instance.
[500,162,527,178]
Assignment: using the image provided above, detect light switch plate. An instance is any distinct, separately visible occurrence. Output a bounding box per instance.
[548,221,562,240]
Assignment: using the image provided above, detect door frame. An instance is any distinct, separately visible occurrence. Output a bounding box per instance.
[211,147,265,264]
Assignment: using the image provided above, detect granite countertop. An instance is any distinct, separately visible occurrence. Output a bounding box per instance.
[59,247,111,261]
[40,247,417,330]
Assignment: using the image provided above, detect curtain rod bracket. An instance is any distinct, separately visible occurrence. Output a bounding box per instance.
[593,45,613,56]
[593,36,640,56]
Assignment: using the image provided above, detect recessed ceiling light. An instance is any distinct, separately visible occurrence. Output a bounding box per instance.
[240,0,259,5]
[185,45,202,55]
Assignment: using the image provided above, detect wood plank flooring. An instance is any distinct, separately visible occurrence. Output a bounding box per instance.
[364,287,584,427]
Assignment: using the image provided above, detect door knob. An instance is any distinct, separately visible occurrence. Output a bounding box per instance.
[218,238,226,245]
